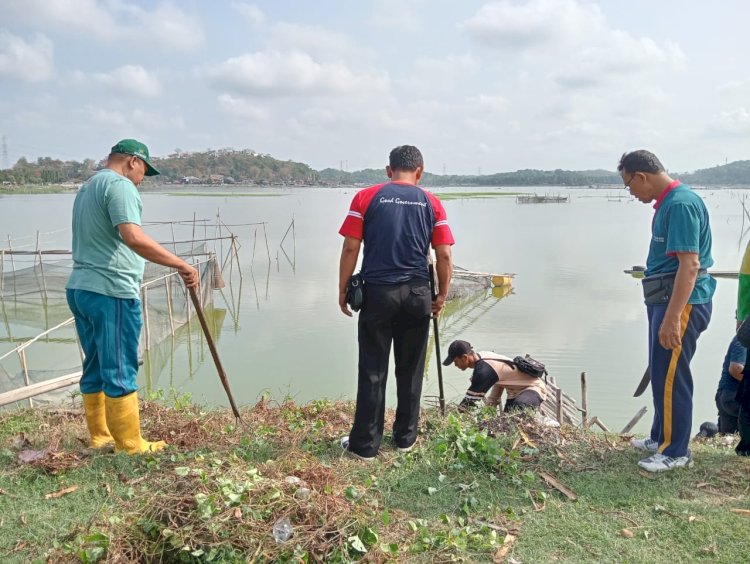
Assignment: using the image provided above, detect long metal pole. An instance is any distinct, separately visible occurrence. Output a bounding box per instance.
[188,286,242,421]
[428,263,446,415]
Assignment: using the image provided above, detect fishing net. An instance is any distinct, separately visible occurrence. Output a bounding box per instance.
[0,240,224,408]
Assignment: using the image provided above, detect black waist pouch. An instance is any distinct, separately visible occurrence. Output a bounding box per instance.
[641,269,708,305]
[346,273,365,312]
[642,273,675,305]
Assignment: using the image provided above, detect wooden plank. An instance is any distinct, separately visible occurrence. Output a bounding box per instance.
[0,372,82,407]
[620,406,648,434]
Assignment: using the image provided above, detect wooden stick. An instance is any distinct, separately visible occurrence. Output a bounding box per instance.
[620,406,648,435]
[590,416,610,433]
[580,371,588,424]
[556,388,563,424]
[188,286,242,421]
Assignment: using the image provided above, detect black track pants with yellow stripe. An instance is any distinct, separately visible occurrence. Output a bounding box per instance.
[647,302,712,458]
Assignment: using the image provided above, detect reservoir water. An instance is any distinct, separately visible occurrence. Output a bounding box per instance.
[1,185,746,434]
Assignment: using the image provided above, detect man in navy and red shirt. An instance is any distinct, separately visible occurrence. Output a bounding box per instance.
[338,145,454,460]
[619,149,715,473]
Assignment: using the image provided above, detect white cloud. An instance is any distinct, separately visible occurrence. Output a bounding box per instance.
[74,65,162,98]
[199,50,389,97]
[707,108,750,137]
[553,32,685,89]
[267,23,361,60]
[0,31,54,82]
[416,54,479,76]
[231,2,266,25]
[0,0,204,51]
[216,94,269,121]
[718,79,750,94]
[467,93,509,114]
[80,105,186,131]
[83,104,127,127]
[370,0,424,31]
[464,0,603,50]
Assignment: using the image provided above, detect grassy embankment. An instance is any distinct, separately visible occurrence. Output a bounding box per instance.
[1,396,748,563]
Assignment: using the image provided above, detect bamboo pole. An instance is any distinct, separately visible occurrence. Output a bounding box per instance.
[0,371,82,407]
[165,276,175,336]
[580,371,588,424]
[233,235,243,280]
[170,221,177,254]
[19,348,33,407]
[263,222,271,265]
[620,406,648,435]
[35,231,49,298]
[141,287,151,351]
[7,236,16,295]
[217,210,223,267]
[0,317,76,362]
[1,249,4,296]
[191,213,197,258]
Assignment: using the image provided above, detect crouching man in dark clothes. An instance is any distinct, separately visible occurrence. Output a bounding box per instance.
[443,340,546,411]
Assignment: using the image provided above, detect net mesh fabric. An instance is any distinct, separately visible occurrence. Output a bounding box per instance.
[1,243,217,406]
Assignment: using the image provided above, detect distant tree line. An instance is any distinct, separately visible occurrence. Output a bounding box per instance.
[0,148,320,187]
[2,148,750,188]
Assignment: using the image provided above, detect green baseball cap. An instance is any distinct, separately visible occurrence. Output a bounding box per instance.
[110,138,160,176]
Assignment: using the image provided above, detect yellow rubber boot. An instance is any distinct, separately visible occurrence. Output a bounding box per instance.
[82,391,114,449]
[104,392,166,455]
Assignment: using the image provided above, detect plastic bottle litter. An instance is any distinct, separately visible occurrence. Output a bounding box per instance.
[272,516,294,543]
[295,487,311,501]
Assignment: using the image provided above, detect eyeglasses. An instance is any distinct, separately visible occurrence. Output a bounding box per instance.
[624,173,636,190]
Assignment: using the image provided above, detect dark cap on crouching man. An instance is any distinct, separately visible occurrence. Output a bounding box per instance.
[443,340,546,411]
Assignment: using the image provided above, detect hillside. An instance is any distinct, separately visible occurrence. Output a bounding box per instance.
[3,148,750,188]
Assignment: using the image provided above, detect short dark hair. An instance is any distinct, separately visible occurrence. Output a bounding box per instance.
[389,145,423,172]
[617,150,665,174]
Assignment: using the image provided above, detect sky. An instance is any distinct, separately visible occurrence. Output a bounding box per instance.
[1,0,750,175]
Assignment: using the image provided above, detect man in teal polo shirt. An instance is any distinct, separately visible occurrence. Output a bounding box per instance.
[66,139,199,454]
[619,149,715,472]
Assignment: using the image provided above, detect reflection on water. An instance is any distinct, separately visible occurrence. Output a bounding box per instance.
[1,187,749,433]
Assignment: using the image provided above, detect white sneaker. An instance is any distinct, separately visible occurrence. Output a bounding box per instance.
[631,437,659,453]
[638,452,693,473]
[396,439,417,454]
[340,436,375,462]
